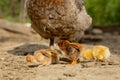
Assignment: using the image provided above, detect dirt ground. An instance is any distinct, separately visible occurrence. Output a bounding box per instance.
[0,28,120,80]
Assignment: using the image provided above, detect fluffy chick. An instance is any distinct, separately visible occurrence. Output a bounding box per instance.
[58,40,83,64]
[81,45,111,61]
[26,49,59,66]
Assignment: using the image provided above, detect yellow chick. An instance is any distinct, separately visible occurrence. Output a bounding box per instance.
[81,45,111,61]
[81,49,93,61]
[26,54,38,64]
[26,49,59,66]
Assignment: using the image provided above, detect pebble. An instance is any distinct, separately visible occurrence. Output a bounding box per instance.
[92,28,103,35]
[0,58,5,61]
[63,72,77,77]
[108,60,120,65]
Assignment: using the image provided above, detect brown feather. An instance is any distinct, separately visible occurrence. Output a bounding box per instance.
[26,0,92,44]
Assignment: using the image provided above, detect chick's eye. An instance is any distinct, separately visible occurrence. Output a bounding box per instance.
[76,48,80,52]
[66,46,72,51]
[60,42,65,47]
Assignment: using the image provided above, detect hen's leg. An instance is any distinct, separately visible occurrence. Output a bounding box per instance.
[49,38,54,49]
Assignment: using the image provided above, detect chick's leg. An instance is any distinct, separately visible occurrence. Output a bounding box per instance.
[49,38,54,49]
[69,59,78,65]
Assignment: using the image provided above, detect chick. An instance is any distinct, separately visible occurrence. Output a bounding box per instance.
[81,49,93,61]
[81,45,111,62]
[26,0,92,48]
[58,40,83,64]
[92,45,111,61]
[26,54,38,64]
[26,49,59,66]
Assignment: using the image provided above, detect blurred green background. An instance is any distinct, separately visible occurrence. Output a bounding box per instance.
[0,0,120,25]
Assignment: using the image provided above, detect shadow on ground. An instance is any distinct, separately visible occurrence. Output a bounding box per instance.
[7,43,49,56]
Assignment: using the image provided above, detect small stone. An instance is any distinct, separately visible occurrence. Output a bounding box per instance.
[108,60,119,65]
[9,76,14,80]
[92,28,103,35]
[58,78,68,80]
[81,62,96,68]
[63,72,77,77]
[113,32,119,35]
[104,33,112,36]
[0,58,5,61]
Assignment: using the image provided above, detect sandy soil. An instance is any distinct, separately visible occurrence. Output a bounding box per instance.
[0,28,120,80]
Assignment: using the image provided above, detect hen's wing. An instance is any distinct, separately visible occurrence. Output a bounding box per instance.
[26,0,75,39]
[70,0,92,42]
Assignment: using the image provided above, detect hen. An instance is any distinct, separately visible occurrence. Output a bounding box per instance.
[58,40,83,64]
[26,0,92,48]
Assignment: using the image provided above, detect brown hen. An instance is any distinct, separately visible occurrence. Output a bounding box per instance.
[26,0,92,48]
